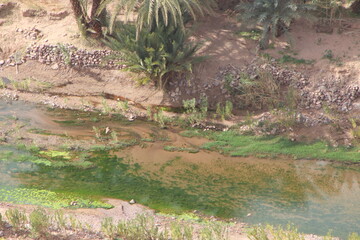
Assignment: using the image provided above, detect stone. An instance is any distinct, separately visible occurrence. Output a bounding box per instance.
[129,199,136,204]
[23,9,47,17]
[0,2,16,14]
[49,10,69,20]
[352,102,360,110]
[0,60,4,65]
[51,63,59,70]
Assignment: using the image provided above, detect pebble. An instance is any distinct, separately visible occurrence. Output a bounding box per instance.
[129,199,136,204]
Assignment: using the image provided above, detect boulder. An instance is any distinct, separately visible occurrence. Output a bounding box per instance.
[49,10,69,20]
[22,9,47,17]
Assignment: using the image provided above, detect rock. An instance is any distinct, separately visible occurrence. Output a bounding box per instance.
[129,199,136,204]
[23,9,47,17]
[352,102,360,110]
[0,2,16,14]
[0,60,4,65]
[51,63,59,70]
[49,10,69,20]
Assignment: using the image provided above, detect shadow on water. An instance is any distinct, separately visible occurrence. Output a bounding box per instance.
[0,100,359,238]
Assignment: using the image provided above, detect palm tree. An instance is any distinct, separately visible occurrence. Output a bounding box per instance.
[106,0,214,38]
[237,0,314,49]
[69,0,109,38]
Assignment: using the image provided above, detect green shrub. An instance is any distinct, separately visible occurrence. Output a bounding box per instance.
[104,24,204,89]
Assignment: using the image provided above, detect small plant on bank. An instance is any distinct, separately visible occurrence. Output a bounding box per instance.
[29,208,50,238]
[92,126,101,140]
[170,221,193,240]
[323,49,334,59]
[0,213,6,230]
[0,78,5,88]
[110,131,119,143]
[182,97,208,124]
[350,118,360,139]
[57,43,72,66]
[117,100,129,113]
[11,79,30,91]
[5,208,27,231]
[322,49,343,66]
[101,99,112,115]
[247,224,305,240]
[101,217,117,239]
[53,210,67,230]
[215,101,233,121]
[153,108,167,128]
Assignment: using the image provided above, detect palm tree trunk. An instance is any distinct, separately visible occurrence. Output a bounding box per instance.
[89,0,104,38]
[351,0,360,14]
[69,0,85,24]
[91,0,102,18]
[259,27,270,50]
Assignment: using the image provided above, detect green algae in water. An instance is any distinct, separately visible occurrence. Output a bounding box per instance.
[182,129,360,162]
[39,150,71,160]
[0,146,93,169]
[0,188,112,209]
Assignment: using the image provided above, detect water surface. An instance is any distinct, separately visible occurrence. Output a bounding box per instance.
[0,100,359,238]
